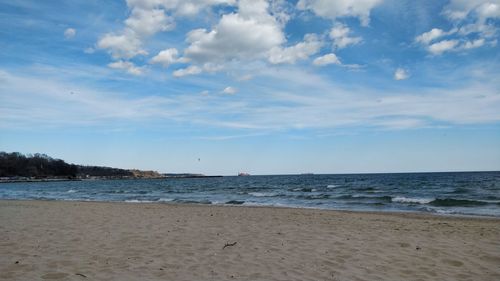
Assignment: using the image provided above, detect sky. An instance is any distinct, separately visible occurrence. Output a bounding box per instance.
[1,0,500,175]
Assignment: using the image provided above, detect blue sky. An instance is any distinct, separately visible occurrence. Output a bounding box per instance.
[1,0,500,175]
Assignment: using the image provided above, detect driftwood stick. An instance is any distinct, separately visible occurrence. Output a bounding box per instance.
[223,241,237,249]
[75,273,87,278]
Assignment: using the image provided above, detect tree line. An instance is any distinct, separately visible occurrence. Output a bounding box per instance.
[0,152,133,178]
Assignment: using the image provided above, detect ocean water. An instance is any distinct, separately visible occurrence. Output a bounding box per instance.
[1,172,500,217]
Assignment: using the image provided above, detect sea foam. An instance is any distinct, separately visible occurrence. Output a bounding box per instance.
[248,192,278,197]
[392,196,434,204]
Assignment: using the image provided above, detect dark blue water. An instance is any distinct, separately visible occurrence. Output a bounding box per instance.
[1,172,500,216]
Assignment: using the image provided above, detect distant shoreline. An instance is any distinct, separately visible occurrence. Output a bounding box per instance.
[0,178,82,184]
[0,175,223,184]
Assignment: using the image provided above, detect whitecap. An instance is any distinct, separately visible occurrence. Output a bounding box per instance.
[392,196,434,204]
[125,199,154,203]
[327,185,338,188]
[248,192,277,197]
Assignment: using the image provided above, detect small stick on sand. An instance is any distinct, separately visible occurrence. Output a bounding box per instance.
[75,273,87,278]
[223,242,237,249]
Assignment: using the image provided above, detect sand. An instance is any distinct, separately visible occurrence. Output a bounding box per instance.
[1,200,499,281]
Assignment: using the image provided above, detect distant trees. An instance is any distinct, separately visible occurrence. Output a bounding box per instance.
[0,152,133,178]
[0,152,78,178]
[78,165,133,177]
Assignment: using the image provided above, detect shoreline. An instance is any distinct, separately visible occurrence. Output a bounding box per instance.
[2,198,500,220]
[0,175,223,184]
[1,199,499,280]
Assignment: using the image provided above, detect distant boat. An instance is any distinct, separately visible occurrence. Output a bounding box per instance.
[238,172,250,176]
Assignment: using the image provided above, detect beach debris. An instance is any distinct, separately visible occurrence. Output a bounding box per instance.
[75,273,87,278]
[223,241,237,249]
[416,246,421,250]
[14,261,19,264]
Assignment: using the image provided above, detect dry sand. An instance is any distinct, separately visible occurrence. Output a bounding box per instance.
[1,200,499,281]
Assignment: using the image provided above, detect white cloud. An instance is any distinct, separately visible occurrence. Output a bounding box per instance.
[183,0,285,64]
[98,0,236,61]
[443,0,500,21]
[150,48,179,67]
[476,1,500,21]
[415,28,448,44]
[64,28,76,39]
[222,86,237,94]
[297,0,383,26]
[125,8,174,36]
[108,60,144,75]
[97,8,172,60]
[458,22,497,37]
[126,0,236,16]
[268,34,323,64]
[463,38,486,49]
[268,0,293,26]
[173,65,202,77]
[99,0,376,77]
[176,0,329,75]
[416,29,491,55]
[97,32,148,59]
[428,40,459,55]
[237,74,253,81]
[481,1,500,14]
[202,63,224,73]
[97,7,172,60]
[313,53,341,66]
[329,22,362,49]
[296,1,379,61]
[394,68,409,80]
[416,1,499,55]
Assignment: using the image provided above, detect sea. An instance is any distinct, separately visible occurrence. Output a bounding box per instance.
[1,172,500,217]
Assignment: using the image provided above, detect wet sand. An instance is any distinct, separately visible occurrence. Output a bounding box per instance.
[1,200,499,281]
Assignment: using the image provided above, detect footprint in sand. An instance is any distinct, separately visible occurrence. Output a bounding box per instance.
[479,255,500,264]
[399,242,410,248]
[442,259,464,267]
[41,272,69,279]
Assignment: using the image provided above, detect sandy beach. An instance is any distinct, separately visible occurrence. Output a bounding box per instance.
[1,200,499,281]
